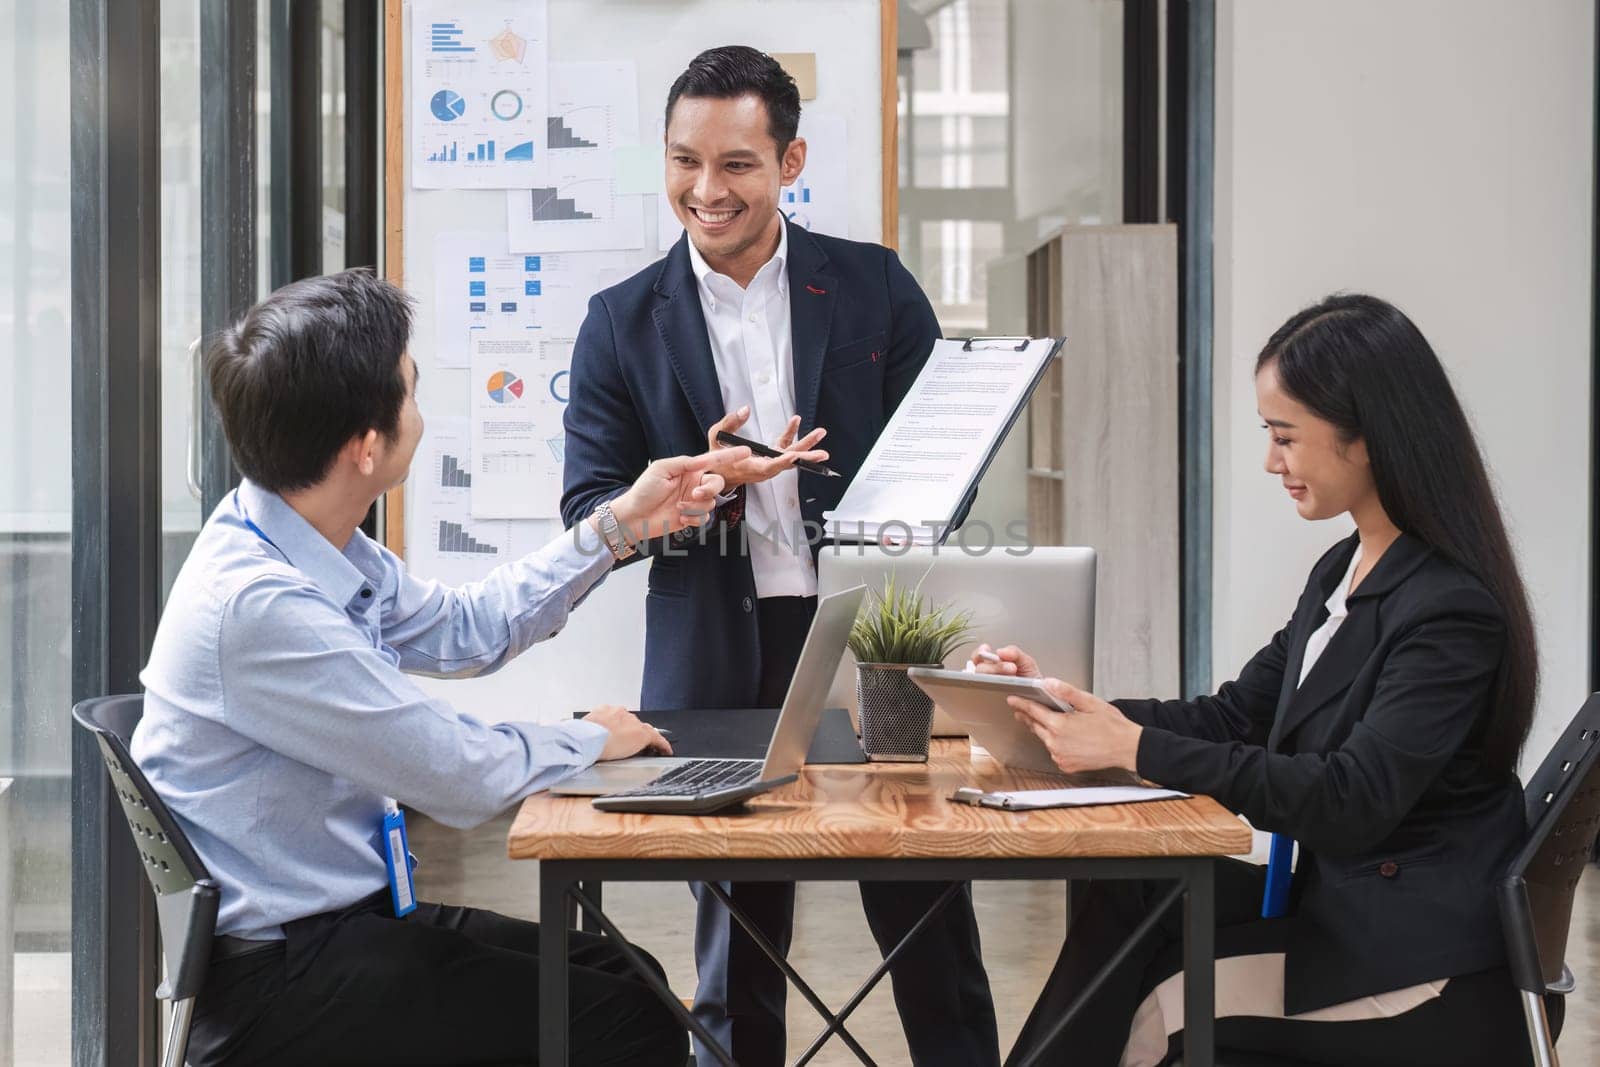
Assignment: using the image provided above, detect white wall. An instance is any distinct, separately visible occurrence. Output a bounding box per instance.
[404,0,886,723]
[1212,0,1595,771]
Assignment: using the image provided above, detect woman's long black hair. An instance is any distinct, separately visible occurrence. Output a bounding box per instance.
[1257,293,1537,776]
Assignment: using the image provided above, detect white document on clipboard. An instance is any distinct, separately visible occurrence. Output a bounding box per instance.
[823,336,1063,544]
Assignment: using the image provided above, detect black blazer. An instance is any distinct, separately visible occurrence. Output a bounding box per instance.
[560,221,940,709]
[1120,532,1525,1014]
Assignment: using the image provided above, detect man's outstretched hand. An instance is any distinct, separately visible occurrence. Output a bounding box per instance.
[600,445,751,541]
[706,407,829,490]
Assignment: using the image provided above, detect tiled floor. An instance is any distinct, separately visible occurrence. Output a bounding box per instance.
[411,811,1600,1065]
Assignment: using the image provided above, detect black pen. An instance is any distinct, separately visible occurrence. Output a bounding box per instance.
[715,430,842,478]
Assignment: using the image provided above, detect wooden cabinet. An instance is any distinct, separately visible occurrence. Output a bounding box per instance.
[1024,225,1180,699]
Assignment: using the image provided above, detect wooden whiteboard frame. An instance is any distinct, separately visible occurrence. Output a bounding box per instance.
[380,0,899,556]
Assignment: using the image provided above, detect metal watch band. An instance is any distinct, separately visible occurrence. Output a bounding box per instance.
[595,500,637,560]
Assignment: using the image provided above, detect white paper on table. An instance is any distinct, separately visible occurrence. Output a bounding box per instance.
[823,337,1059,543]
[433,231,627,369]
[975,786,1191,811]
[655,112,851,251]
[411,1,549,190]
[469,333,568,518]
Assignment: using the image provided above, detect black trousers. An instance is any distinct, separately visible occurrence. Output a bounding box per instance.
[1005,859,1562,1067]
[688,595,1000,1067]
[188,892,688,1067]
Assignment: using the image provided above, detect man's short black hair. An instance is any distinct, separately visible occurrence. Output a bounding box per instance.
[208,268,414,492]
[665,45,801,157]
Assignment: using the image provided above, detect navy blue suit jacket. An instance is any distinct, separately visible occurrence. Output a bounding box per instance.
[561,221,941,709]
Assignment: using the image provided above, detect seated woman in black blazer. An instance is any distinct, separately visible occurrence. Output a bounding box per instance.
[978,293,1559,1066]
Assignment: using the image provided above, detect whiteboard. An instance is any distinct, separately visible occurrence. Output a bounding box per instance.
[396,0,888,722]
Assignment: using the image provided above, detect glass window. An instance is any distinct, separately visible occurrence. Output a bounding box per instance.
[321,0,347,274]
[898,0,1123,333]
[897,0,1124,545]
[162,0,206,597]
[0,1,73,1061]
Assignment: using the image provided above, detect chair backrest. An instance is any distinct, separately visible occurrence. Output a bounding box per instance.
[71,694,219,1001]
[1498,692,1600,994]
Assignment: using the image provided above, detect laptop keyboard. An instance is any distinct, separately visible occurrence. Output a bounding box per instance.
[605,758,763,798]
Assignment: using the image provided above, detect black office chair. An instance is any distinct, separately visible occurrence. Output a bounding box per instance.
[1176,700,1600,1067]
[72,694,219,1067]
[1498,691,1600,1067]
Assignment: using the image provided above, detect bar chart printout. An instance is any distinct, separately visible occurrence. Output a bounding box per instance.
[529,186,595,221]
[503,61,645,252]
[440,453,471,488]
[438,520,499,555]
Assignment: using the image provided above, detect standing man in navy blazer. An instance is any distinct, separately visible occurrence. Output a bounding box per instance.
[561,45,998,1067]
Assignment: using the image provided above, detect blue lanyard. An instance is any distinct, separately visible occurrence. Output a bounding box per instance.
[236,495,284,557]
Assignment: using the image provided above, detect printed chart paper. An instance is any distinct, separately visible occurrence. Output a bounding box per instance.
[412,1,549,189]
[411,418,510,586]
[505,61,645,252]
[410,418,570,586]
[432,231,627,369]
[469,333,569,519]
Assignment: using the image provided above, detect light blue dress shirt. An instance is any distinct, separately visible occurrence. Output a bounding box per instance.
[134,480,616,940]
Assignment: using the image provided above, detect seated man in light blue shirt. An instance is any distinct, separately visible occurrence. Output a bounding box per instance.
[135,268,743,1066]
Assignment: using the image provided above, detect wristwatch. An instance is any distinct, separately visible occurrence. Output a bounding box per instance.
[593,500,637,561]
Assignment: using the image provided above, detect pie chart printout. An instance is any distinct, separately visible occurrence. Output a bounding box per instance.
[485,371,525,404]
[430,89,466,122]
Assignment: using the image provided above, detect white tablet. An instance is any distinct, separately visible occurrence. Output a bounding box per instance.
[907,668,1075,776]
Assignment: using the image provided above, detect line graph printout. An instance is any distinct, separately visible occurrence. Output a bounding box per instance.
[412,1,549,189]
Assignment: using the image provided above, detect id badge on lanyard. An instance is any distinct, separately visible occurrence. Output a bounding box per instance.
[1261,832,1294,918]
[382,800,417,917]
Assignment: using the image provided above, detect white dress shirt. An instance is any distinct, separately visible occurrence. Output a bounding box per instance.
[135,481,613,938]
[1298,546,1362,686]
[687,218,816,598]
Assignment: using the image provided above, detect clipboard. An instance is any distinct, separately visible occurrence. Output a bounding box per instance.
[823,335,1065,544]
[950,784,1191,811]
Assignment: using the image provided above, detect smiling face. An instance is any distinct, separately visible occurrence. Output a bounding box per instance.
[1256,359,1378,522]
[664,93,806,279]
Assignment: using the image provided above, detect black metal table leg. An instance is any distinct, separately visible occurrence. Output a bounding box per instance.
[1014,881,1184,1067]
[577,879,603,933]
[567,884,738,1067]
[701,880,879,1065]
[539,865,572,1065]
[1181,859,1216,1067]
[792,881,965,1066]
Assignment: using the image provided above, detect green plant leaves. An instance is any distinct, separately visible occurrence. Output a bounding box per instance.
[846,571,975,666]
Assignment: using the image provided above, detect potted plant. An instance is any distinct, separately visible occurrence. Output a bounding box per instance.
[847,575,974,762]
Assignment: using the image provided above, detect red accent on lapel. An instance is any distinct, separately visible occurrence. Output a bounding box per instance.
[805,284,827,295]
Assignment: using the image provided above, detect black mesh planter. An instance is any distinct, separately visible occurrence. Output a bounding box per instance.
[856,663,940,762]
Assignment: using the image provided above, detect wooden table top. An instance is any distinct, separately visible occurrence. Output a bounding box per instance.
[508,740,1252,862]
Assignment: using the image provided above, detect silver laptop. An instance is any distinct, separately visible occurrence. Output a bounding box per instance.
[556,585,867,814]
[817,547,1096,734]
